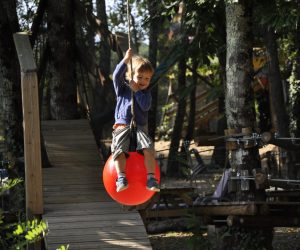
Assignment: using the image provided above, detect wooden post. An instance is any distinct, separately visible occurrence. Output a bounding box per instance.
[13,32,43,216]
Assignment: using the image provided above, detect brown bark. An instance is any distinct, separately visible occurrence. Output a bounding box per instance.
[47,0,79,119]
[30,0,47,47]
[184,59,197,141]
[287,1,300,179]
[225,0,262,200]
[263,27,289,137]
[225,2,254,130]
[0,0,23,159]
[148,0,160,142]
[97,0,111,77]
[167,57,187,176]
[225,2,272,249]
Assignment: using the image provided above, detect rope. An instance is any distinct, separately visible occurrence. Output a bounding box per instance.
[126,0,132,50]
[126,0,135,128]
[126,0,137,152]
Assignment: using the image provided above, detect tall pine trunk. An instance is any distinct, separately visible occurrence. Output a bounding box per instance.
[167,58,187,176]
[288,1,300,179]
[225,1,260,179]
[0,0,23,161]
[148,0,159,142]
[97,0,111,77]
[184,59,197,141]
[47,0,79,119]
[263,27,289,137]
[261,0,290,180]
[222,2,273,249]
[94,0,115,139]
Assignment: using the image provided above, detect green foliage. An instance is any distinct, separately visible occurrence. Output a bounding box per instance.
[254,0,298,33]
[0,178,48,250]
[0,178,22,196]
[56,244,70,250]
[2,219,47,249]
[0,209,48,249]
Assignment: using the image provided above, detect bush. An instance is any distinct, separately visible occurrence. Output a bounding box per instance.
[0,175,48,250]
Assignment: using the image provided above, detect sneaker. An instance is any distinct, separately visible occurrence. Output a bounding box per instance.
[146,177,160,192]
[116,176,128,192]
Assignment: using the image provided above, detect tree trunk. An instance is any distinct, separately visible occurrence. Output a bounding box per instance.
[226,2,254,130]
[148,0,159,142]
[0,0,25,214]
[167,58,187,176]
[223,2,273,249]
[263,27,289,137]
[97,0,111,77]
[261,1,292,181]
[184,59,197,141]
[47,0,79,119]
[0,0,23,161]
[226,0,263,200]
[93,0,115,140]
[212,9,227,167]
[225,0,262,197]
[287,1,300,179]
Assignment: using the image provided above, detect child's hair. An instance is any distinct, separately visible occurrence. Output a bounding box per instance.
[126,55,154,79]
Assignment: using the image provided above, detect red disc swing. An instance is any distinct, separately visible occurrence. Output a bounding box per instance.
[103,152,160,206]
[102,0,160,206]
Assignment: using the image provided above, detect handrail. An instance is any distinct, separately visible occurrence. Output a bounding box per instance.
[13,32,43,217]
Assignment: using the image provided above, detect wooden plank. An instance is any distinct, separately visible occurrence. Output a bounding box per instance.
[45,213,142,223]
[13,33,43,216]
[46,227,147,236]
[43,195,111,204]
[46,234,149,243]
[45,240,152,250]
[44,208,136,217]
[46,219,144,230]
[44,201,122,210]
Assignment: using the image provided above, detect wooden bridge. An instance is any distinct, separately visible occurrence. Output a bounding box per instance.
[42,119,152,249]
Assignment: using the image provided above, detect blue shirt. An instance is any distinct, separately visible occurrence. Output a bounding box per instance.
[113,59,152,126]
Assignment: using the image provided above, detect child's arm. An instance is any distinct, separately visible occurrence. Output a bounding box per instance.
[112,49,133,94]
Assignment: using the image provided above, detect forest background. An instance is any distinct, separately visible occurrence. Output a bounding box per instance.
[1,0,300,249]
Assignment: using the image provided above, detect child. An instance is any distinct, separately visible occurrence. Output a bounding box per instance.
[111,48,160,193]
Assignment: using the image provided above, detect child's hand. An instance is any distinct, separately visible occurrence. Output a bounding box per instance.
[129,80,140,92]
[124,48,133,64]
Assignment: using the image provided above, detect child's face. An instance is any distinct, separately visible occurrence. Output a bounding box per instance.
[133,70,153,90]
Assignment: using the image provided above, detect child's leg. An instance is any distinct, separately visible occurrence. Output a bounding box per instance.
[114,152,126,174]
[143,148,160,192]
[111,126,131,192]
[143,148,156,173]
[114,153,128,192]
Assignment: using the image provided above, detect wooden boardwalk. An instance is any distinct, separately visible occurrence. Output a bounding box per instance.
[42,119,152,250]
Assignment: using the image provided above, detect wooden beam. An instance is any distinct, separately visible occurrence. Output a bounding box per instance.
[227,215,300,227]
[144,203,257,218]
[13,32,43,216]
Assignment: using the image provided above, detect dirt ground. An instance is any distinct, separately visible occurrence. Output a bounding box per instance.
[148,228,300,250]
[148,140,300,250]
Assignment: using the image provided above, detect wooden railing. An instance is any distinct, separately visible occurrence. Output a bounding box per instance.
[13,33,43,217]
